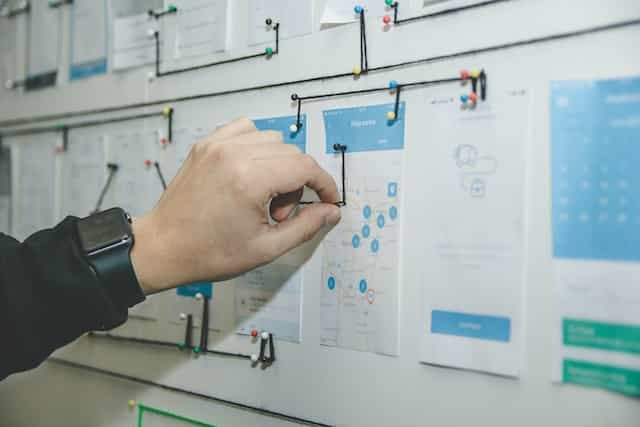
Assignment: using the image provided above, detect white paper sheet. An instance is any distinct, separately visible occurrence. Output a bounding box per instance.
[169,0,228,59]
[11,136,57,241]
[319,103,405,356]
[28,0,59,78]
[113,13,158,70]
[550,77,640,396]
[0,196,10,235]
[70,0,108,80]
[321,0,386,25]
[59,132,106,218]
[105,131,159,216]
[247,0,312,46]
[234,260,303,343]
[418,89,531,377]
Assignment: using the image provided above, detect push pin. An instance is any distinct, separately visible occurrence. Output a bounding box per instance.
[146,71,156,82]
[383,15,391,24]
[167,4,177,13]
[469,92,478,103]
[469,68,481,79]
[147,28,157,38]
[460,70,470,81]
[144,159,153,168]
[386,111,396,121]
[128,400,136,409]
[289,123,299,133]
[354,5,363,14]
[352,66,362,76]
[179,312,187,320]
[160,137,168,146]
[389,80,398,90]
[195,292,203,301]
[251,329,258,338]
[460,94,469,104]
[250,354,259,363]
[264,47,274,57]
[162,107,172,118]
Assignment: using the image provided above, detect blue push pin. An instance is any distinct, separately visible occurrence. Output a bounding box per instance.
[354,5,363,14]
[460,94,469,104]
[389,80,398,90]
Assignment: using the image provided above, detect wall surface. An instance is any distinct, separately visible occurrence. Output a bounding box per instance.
[1,1,640,426]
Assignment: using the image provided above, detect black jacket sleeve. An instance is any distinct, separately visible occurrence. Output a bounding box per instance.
[0,216,144,380]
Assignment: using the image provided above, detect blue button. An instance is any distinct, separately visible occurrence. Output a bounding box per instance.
[363,205,372,219]
[389,206,398,220]
[362,224,370,238]
[359,279,367,294]
[388,182,397,197]
[377,214,385,229]
[352,234,361,248]
[370,239,379,253]
[431,310,511,342]
[328,277,336,290]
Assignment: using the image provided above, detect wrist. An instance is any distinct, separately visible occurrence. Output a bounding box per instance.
[130,214,175,295]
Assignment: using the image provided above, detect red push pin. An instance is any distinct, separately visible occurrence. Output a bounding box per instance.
[145,159,153,168]
[160,137,168,145]
[55,146,65,153]
[383,15,391,24]
[469,92,478,103]
[250,329,258,338]
[460,70,470,80]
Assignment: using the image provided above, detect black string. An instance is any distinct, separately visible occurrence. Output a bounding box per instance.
[153,161,167,190]
[361,9,369,72]
[148,6,178,19]
[1,18,638,128]
[184,314,194,350]
[47,358,334,427]
[152,20,280,79]
[3,1,29,17]
[47,0,73,9]
[199,296,210,352]
[391,0,513,25]
[88,332,252,360]
[299,144,347,207]
[93,163,118,214]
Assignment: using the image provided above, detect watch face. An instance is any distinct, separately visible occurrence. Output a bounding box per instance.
[78,208,131,254]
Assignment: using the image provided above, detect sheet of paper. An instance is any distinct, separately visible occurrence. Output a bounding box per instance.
[59,132,106,218]
[27,0,59,81]
[105,131,159,216]
[417,89,531,377]
[319,103,404,356]
[11,136,57,241]
[169,0,228,59]
[551,77,640,396]
[234,262,303,343]
[0,196,9,235]
[321,0,386,25]
[247,0,312,46]
[113,13,158,70]
[70,0,108,80]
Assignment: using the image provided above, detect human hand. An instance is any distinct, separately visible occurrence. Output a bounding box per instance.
[131,118,341,294]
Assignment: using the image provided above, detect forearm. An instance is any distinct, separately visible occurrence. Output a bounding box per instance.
[0,217,141,380]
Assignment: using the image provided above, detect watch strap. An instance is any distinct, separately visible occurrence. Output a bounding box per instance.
[88,243,145,309]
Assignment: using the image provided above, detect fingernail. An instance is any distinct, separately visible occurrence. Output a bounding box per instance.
[325,206,341,227]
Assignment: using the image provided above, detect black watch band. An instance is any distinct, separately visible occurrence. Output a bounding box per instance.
[77,207,145,309]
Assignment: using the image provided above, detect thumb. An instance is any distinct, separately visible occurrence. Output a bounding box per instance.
[261,203,341,259]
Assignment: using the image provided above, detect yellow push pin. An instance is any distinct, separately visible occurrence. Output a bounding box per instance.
[352,66,362,76]
[128,400,137,409]
[162,107,172,118]
[470,68,480,79]
[386,111,396,121]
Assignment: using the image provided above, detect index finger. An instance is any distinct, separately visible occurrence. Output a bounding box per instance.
[256,154,340,205]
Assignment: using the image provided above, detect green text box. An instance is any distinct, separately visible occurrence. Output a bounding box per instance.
[563,318,640,355]
[563,359,640,396]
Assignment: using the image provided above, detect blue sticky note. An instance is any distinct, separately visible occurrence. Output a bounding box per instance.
[431,310,511,342]
[323,103,406,153]
[177,282,213,299]
[551,76,640,262]
[254,115,307,153]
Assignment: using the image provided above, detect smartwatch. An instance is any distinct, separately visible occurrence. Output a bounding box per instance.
[76,207,145,308]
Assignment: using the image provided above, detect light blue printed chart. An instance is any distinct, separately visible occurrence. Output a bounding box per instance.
[254,114,307,153]
[431,310,511,342]
[551,77,640,261]
[177,282,214,299]
[323,103,406,153]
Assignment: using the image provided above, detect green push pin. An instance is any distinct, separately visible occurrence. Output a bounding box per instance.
[264,47,273,57]
[168,4,177,12]
[385,0,393,5]
[55,123,65,130]
[193,346,201,354]
[178,343,185,350]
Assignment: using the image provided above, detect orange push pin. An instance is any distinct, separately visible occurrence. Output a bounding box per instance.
[460,70,470,80]
[469,92,478,103]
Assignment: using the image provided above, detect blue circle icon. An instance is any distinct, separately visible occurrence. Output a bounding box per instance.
[362,224,370,238]
[363,205,372,219]
[359,279,368,294]
[328,277,336,290]
[371,239,380,253]
[352,234,361,248]
[389,206,398,220]
[377,214,385,229]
